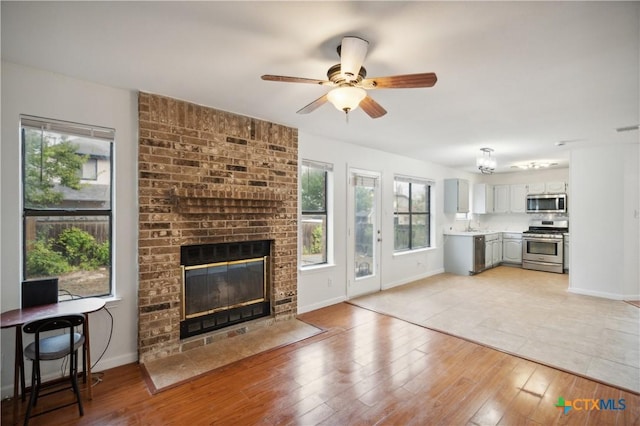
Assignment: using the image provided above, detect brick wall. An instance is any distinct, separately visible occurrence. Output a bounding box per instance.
[138,92,298,362]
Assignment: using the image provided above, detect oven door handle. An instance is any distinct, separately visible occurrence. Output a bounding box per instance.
[523,237,561,243]
[523,259,562,267]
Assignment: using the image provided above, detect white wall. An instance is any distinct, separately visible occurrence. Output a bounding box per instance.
[297,131,474,313]
[569,144,640,299]
[1,62,139,397]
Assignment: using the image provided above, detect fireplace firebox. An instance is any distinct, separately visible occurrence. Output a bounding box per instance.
[180,240,271,339]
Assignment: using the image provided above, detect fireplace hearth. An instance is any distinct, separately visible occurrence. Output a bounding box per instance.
[180,240,271,339]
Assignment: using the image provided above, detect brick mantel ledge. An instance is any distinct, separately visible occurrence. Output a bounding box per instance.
[170,187,288,214]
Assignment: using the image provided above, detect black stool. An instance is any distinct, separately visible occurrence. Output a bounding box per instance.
[22,314,85,425]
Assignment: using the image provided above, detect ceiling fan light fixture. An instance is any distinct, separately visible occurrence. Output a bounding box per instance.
[327,86,367,113]
[514,161,558,170]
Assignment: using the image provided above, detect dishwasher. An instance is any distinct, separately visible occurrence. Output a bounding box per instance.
[472,235,486,273]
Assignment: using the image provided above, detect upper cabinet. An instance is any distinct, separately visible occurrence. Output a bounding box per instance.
[526,182,545,194]
[510,184,527,213]
[545,181,567,193]
[493,184,510,213]
[472,183,494,214]
[526,181,567,194]
[493,184,526,214]
[444,178,470,213]
[478,179,567,215]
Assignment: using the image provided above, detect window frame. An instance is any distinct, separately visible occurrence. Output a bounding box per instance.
[21,115,114,298]
[393,175,433,252]
[300,160,333,268]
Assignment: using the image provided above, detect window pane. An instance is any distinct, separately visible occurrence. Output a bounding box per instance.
[23,127,111,210]
[394,181,410,213]
[81,158,98,180]
[411,214,429,249]
[355,184,376,278]
[24,215,111,297]
[301,165,326,212]
[301,214,327,265]
[411,183,428,212]
[394,213,410,251]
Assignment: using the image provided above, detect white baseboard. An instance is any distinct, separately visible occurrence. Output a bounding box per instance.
[297,295,347,314]
[92,351,138,372]
[567,286,639,301]
[382,268,445,290]
[297,270,446,315]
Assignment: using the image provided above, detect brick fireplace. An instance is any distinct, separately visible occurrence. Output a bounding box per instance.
[137,92,298,363]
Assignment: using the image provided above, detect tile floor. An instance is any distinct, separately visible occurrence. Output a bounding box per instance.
[142,319,323,392]
[350,266,640,393]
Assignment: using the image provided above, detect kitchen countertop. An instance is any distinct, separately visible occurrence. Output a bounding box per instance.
[444,230,504,236]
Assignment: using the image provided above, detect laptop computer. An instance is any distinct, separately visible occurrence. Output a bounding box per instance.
[21,278,59,309]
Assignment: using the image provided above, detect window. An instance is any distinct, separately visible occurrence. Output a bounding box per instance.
[21,116,114,298]
[394,176,432,251]
[300,160,332,267]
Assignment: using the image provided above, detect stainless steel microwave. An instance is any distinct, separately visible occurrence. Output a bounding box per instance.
[526,193,567,214]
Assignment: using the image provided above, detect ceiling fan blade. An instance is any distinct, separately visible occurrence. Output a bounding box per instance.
[360,96,387,119]
[296,94,329,114]
[340,36,369,82]
[361,72,437,89]
[261,75,331,85]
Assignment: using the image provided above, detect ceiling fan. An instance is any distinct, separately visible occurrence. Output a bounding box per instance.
[261,36,437,119]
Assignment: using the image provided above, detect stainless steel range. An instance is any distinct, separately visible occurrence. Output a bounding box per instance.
[522,219,568,274]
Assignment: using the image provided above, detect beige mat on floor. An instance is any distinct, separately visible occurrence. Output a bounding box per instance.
[142,319,323,393]
[350,267,640,393]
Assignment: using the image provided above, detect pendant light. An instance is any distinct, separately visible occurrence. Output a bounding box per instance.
[477,148,496,174]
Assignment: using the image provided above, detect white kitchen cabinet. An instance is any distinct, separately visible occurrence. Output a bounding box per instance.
[527,181,567,194]
[444,178,470,213]
[546,181,567,193]
[444,234,485,275]
[509,184,527,213]
[472,183,494,214]
[492,239,503,265]
[502,233,522,264]
[526,182,546,194]
[493,185,510,213]
[484,233,501,268]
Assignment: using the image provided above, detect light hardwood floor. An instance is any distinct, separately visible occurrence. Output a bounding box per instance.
[3,303,639,425]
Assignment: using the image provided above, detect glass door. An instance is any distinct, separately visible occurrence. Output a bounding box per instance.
[347,169,382,298]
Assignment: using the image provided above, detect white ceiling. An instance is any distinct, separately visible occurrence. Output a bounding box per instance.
[2,1,639,174]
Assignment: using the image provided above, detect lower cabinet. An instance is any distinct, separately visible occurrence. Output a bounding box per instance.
[502,234,522,264]
[492,239,502,265]
[484,233,502,269]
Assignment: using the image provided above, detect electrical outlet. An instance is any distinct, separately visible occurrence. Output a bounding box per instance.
[327,278,332,287]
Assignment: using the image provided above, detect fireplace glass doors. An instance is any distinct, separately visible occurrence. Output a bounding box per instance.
[180,240,271,339]
[183,257,266,319]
